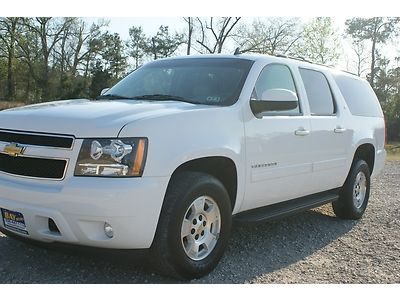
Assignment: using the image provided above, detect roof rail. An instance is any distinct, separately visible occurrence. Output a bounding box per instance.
[339,69,359,77]
[275,53,359,77]
[274,54,312,64]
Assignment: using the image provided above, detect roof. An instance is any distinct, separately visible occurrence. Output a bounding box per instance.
[150,53,360,78]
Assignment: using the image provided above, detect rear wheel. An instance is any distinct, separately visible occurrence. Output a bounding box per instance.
[332,159,371,220]
[150,171,232,279]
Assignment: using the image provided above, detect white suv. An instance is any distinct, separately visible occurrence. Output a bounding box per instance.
[0,54,386,279]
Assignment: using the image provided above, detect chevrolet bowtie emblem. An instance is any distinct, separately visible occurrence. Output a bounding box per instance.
[3,143,26,157]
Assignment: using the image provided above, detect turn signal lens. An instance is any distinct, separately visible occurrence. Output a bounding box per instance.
[132,138,146,176]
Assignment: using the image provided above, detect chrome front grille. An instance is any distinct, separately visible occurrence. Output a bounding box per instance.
[0,129,74,180]
[0,129,74,149]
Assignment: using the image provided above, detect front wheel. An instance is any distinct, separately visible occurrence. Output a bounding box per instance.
[150,171,232,279]
[332,159,371,220]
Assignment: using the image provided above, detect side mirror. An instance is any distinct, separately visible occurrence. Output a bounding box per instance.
[250,88,298,116]
[100,88,110,96]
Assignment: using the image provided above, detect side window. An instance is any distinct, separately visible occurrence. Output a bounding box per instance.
[299,68,335,115]
[333,74,383,117]
[252,64,300,115]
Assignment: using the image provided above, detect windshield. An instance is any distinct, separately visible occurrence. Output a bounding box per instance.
[102,58,254,106]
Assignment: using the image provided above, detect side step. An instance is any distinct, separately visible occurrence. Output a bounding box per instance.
[234,189,339,223]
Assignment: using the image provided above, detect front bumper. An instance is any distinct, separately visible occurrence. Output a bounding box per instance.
[0,174,170,249]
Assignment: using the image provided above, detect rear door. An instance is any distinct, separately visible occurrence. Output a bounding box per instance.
[298,68,353,192]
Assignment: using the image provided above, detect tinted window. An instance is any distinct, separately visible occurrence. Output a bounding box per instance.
[299,68,335,115]
[252,64,300,115]
[104,58,254,106]
[333,74,383,117]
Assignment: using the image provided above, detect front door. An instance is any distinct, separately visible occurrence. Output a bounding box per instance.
[242,63,314,212]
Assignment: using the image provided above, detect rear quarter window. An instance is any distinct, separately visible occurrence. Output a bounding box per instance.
[333,74,383,117]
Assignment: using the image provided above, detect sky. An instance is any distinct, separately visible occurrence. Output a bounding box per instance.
[3,0,400,75]
[6,0,399,17]
[105,18,184,39]
[102,17,346,39]
[5,0,400,19]
[84,16,399,76]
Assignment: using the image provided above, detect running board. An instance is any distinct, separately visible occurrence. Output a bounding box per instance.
[234,189,339,223]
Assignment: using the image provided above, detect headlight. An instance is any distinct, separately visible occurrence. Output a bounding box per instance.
[74,138,147,177]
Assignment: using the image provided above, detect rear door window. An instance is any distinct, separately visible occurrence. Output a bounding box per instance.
[299,68,335,115]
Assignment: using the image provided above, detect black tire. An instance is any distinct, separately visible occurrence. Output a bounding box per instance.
[332,159,371,220]
[150,171,232,280]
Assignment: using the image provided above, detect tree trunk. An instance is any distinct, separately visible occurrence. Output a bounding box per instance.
[7,42,15,100]
[152,37,157,60]
[135,43,139,68]
[40,52,50,100]
[83,54,91,92]
[59,33,67,97]
[186,17,193,55]
[370,38,376,88]
[217,42,223,53]
[6,18,17,101]
[369,18,379,89]
[38,20,50,100]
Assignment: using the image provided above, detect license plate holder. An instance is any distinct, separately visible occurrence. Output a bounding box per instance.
[1,208,28,235]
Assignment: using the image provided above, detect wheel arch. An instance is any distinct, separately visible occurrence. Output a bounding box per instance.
[352,143,375,174]
[168,156,238,212]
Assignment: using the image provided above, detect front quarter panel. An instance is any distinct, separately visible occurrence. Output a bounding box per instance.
[118,106,246,213]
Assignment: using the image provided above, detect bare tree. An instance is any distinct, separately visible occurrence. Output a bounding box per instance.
[234,18,302,55]
[146,26,184,60]
[126,26,147,68]
[16,17,74,100]
[346,17,400,87]
[0,17,20,100]
[195,17,241,54]
[351,39,370,77]
[183,17,194,55]
[294,17,342,65]
[79,21,109,82]
[52,18,82,92]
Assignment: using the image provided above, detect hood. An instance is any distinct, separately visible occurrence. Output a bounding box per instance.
[0,99,206,137]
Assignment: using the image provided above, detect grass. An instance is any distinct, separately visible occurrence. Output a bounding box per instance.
[386,143,400,161]
[0,101,26,111]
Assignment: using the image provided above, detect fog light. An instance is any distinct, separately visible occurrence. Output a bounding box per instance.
[104,222,114,238]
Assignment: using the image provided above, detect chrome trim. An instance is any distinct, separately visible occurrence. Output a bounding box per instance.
[0,148,68,160]
[0,130,73,181]
[0,158,69,181]
[0,142,69,160]
[0,129,75,150]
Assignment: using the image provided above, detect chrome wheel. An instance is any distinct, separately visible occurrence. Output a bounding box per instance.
[181,196,221,261]
[353,171,367,209]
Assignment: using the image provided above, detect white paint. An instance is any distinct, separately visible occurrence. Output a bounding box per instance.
[0,53,386,249]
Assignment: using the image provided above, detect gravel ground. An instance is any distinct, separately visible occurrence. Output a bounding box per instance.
[0,161,399,283]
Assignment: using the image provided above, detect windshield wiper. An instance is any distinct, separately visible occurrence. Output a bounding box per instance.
[131,94,199,104]
[96,94,137,100]
[96,93,199,104]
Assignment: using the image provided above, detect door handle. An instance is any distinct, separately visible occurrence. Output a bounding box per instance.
[334,126,346,133]
[295,128,310,136]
